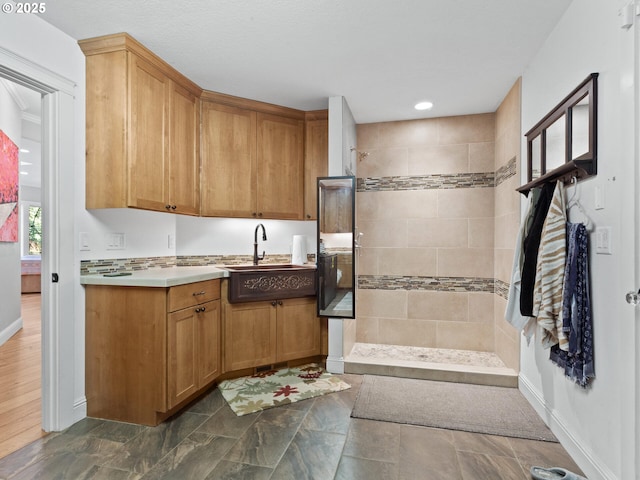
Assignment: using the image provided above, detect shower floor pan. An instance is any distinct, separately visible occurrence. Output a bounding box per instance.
[344,343,518,388]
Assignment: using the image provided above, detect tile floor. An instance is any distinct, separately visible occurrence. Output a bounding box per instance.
[0,373,583,479]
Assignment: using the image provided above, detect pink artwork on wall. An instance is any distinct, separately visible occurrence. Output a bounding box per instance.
[0,129,19,243]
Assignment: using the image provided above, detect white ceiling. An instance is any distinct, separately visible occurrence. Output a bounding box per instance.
[38,0,572,124]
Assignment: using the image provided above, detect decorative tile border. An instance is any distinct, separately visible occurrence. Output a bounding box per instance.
[495,156,517,187]
[357,275,495,293]
[356,156,518,192]
[494,279,510,300]
[357,173,495,192]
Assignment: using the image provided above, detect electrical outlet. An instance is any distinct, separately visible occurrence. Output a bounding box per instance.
[106,232,126,250]
[168,234,175,249]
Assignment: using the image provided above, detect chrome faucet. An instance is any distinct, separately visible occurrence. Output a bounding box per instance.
[253,223,267,265]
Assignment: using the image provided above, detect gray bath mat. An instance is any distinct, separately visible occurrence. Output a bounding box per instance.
[351,375,558,442]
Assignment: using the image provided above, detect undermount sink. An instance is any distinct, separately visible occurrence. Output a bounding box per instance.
[223,264,317,303]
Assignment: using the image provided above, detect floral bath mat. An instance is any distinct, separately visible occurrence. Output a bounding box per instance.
[218,363,351,416]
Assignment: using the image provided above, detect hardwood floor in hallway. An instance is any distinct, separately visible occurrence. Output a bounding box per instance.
[0,294,46,459]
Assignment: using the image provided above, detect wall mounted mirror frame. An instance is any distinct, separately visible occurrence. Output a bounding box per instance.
[518,73,598,195]
[316,176,356,319]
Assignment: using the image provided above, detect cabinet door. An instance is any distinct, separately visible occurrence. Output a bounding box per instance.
[199,300,221,386]
[167,306,199,408]
[276,297,321,362]
[201,101,257,217]
[224,301,277,371]
[128,54,169,211]
[320,187,353,233]
[304,117,328,220]
[256,113,304,220]
[169,81,199,215]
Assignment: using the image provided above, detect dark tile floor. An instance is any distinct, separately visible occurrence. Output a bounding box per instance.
[0,374,584,479]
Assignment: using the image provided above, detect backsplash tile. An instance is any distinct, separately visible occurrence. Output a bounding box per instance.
[80,254,314,275]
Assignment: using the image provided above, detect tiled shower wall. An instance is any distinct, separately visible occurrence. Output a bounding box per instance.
[493,79,522,370]
[355,83,521,369]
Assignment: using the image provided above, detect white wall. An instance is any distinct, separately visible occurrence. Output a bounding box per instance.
[519,0,634,478]
[176,216,316,259]
[0,79,23,344]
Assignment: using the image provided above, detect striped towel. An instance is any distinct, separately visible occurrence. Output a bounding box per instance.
[533,182,568,349]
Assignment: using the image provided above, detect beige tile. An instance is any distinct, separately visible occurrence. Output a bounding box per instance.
[356,247,379,275]
[357,190,437,220]
[398,425,462,480]
[436,321,495,351]
[407,218,468,248]
[437,113,496,145]
[494,212,520,249]
[494,181,520,218]
[408,144,469,175]
[495,248,515,284]
[469,218,495,248]
[451,430,515,457]
[468,293,494,323]
[357,147,408,178]
[355,316,379,343]
[408,291,468,322]
[357,289,407,318]
[437,188,494,218]
[342,418,401,463]
[377,118,439,148]
[356,123,381,149]
[357,219,407,248]
[457,451,526,480]
[378,318,437,347]
[495,326,520,371]
[469,142,495,173]
[437,248,494,278]
[377,247,437,276]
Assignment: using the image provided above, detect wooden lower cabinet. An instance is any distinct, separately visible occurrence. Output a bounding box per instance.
[223,296,321,372]
[85,279,220,426]
[167,299,221,408]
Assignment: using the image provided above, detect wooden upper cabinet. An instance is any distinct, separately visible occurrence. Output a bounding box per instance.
[80,33,201,214]
[200,101,257,218]
[304,111,329,221]
[200,92,305,220]
[256,112,304,220]
[168,81,200,215]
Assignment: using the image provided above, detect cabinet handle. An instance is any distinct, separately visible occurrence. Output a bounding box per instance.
[258,212,263,217]
[306,214,311,219]
[171,205,177,210]
[271,301,277,307]
[278,300,283,306]
[195,307,201,313]
[165,205,171,210]
[252,212,257,217]
[192,291,206,296]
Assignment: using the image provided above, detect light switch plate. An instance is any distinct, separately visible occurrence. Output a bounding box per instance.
[595,226,612,255]
[79,232,90,251]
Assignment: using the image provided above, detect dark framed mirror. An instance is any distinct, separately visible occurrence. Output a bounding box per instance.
[518,73,598,194]
[316,176,355,319]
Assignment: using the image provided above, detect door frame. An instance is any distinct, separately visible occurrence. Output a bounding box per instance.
[619,7,640,478]
[0,46,79,431]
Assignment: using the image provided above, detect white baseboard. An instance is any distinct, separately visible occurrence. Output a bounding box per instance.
[326,356,345,374]
[0,317,23,347]
[72,396,87,426]
[519,374,618,480]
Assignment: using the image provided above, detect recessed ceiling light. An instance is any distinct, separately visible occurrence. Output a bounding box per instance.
[414,101,434,111]
[20,171,28,175]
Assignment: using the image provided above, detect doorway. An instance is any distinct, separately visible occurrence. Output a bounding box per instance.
[0,45,79,438]
[0,77,44,457]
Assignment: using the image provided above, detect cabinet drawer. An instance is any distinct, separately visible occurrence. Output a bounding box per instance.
[168,279,220,312]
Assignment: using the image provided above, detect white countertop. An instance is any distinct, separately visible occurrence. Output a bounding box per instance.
[80,266,229,287]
